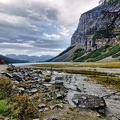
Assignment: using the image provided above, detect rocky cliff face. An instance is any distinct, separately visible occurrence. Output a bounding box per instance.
[71,2,120,51]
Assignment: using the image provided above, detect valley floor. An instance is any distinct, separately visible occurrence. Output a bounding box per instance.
[0,62,120,120]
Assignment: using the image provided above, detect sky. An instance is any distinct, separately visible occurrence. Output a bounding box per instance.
[0,0,99,56]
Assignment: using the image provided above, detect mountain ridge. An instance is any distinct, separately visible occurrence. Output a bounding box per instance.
[6,54,54,62]
[0,54,28,64]
[49,1,120,62]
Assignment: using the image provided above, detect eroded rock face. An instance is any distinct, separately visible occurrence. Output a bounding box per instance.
[71,2,120,51]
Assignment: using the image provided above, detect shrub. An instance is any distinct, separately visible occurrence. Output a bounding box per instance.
[112,51,120,58]
[74,45,109,62]
[0,99,9,116]
[0,78,13,99]
[89,44,120,61]
[10,94,38,120]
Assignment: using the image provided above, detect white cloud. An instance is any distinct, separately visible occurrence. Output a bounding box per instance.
[43,33,60,40]
[0,42,33,48]
[58,26,70,36]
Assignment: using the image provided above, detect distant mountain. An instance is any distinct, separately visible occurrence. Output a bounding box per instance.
[5,54,54,62]
[0,54,28,64]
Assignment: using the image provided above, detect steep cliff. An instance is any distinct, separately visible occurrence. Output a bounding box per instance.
[49,2,120,62]
[71,2,120,51]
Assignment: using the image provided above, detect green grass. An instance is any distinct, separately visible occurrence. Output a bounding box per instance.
[73,44,120,62]
[112,51,120,58]
[89,44,120,62]
[73,45,109,62]
[0,99,9,116]
[72,48,85,60]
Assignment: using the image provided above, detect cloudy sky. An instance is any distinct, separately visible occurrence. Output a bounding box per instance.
[0,0,99,56]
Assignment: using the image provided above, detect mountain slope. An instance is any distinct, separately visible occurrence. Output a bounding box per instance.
[0,54,28,64]
[49,45,82,62]
[73,43,120,62]
[6,54,54,62]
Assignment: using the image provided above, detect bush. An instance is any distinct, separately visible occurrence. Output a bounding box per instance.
[0,78,13,99]
[112,51,120,58]
[89,44,120,61]
[0,99,9,116]
[74,45,109,62]
[73,48,85,60]
[10,94,38,120]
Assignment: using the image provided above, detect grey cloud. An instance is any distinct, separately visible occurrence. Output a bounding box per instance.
[0,0,99,56]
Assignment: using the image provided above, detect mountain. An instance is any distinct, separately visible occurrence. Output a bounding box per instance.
[0,54,28,64]
[5,54,54,62]
[49,1,120,62]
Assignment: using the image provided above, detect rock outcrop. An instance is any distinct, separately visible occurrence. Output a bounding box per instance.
[71,2,120,51]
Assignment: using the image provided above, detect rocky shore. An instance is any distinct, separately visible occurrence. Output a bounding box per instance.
[0,65,120,120]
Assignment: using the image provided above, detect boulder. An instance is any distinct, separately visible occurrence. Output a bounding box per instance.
[72,94,106,114]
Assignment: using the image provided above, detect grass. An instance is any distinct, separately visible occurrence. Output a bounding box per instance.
[89,44,120,62]
[73,43,120,62]
[74,45,109,62]
[112,51,120,58]
[88,76,120,91]
[0,99,9,116]
[33,61,120,68]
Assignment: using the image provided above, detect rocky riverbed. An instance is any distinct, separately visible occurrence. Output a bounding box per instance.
[0,65,120,120]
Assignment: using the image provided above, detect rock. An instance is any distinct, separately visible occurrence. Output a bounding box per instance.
[38,103,46,108]
[76,87,81,92]
[55,76,63,80]
[72,98,79,105]
[72,94,106,114]
[38,109,44,112]
[50,105,55,110]
[56,93,63,99]
[50,104,63,110]
[43,118,58,120]
[97,113,101,117]
[43,84,52,87]
[54,81,63,89]
[44,76,51,82]
[44,107,49,111]
[18,87,25,91]
[13,74,24,82]
[33,119,39,120]
[54,81,63,85]
[5,73,13,78]
[55,104,63,109]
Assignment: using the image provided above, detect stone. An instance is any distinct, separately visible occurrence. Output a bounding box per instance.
[38,109,44,112]
[44,107,49,111]
[5,73,13,78]
[38,103,46,108]
[55,76,63,80]
[43,118,58,120]
[72,94,106,114]
[50,104,63,110]
[50,105,55,110]
[44,76,51,82]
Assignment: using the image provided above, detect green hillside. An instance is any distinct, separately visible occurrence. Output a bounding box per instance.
[73,43,120,62]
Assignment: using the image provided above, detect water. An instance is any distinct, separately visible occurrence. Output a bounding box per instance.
[12,62,71,66]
